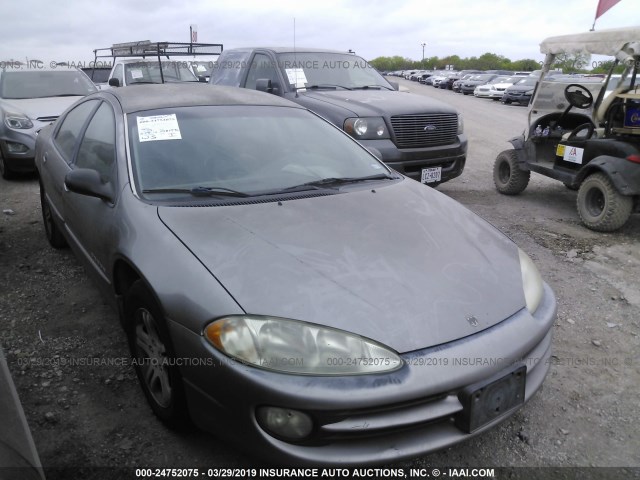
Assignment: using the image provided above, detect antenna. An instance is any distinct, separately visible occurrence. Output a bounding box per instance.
[294,17,298,98]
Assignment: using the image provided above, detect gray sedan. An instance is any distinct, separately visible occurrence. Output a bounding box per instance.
[0,67,97,178]
[35,83,556,466]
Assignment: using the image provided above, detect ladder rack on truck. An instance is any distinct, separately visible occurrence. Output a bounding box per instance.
[92,40,223,83]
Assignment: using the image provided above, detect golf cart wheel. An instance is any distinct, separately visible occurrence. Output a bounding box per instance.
[493,150,530,195]
[125,280,191,429]
[577,172,633,232]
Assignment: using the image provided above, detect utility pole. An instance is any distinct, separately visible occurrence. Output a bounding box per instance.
[421,42,426,61]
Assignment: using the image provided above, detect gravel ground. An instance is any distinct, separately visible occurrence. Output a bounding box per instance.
[1,78,639,479]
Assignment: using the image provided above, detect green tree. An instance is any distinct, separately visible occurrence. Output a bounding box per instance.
[511,59,541,72]
[552,52,591,73]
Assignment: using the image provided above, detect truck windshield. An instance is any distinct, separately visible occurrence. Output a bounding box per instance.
[124,62,198,84]
[275,52,392,90]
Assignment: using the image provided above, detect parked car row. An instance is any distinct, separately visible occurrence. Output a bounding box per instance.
[393,68,608,109]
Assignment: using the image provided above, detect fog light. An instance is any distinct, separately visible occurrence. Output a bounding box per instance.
[6,142,29,153]
[256,406,313,440]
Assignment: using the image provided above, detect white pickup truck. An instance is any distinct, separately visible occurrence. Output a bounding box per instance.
[94,41,222,87]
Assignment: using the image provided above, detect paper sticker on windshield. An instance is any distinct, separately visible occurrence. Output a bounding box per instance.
[285,68,307,88]
[130,69,143,79]
[563,146,584,164]
[137,114,182,142]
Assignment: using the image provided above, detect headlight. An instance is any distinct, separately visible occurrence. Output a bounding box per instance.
[4,114,34,130]
[343,117,389,140]
[457,114,464,134]
[204,315,402,375]
[524,89,534,95]
[518,248,544,314]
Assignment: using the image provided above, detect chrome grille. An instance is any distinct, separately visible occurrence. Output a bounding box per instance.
[390,114,458,148]
[36,116,58,123]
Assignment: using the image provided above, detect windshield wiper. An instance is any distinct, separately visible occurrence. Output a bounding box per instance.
[352,85,390,90]
[142,186,250,197]
[299,84,353,91]
[293,173,396,189]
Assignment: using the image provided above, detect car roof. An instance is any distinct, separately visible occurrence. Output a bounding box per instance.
[540,26,640,56]
[100,83,304,113]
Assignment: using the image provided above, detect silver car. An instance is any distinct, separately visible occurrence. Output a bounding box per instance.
[35,83,556,466]
[0,66,97,178]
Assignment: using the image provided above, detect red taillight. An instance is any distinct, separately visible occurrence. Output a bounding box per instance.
[627,155,640,164]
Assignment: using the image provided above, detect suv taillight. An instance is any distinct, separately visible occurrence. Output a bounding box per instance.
[626,155,640,164]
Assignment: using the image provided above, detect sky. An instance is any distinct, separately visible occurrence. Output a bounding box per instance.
[1,0,638,66]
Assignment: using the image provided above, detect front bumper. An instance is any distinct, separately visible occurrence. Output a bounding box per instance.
[502,92,532,104]
[359,136,467,184]
[1,130,38,173]
[171,282,556,466]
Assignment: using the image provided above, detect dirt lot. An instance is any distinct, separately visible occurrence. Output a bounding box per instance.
[1,78,639,479]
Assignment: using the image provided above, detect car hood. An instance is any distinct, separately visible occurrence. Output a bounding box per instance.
[298,89,456,117]
[158,181,525,353]
[0,97,82,120]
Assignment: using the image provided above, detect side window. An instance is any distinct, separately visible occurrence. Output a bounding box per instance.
[75,102,116,180]
[245,54,279,90]
[112,64,124,84]
[54,100,99,163]
[209,50,252,86]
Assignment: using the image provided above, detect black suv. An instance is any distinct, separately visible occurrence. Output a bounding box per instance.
[209,48,467,186]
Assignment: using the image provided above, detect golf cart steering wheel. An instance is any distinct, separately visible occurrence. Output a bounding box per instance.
[566,122,595,140]
[564,84,593,109]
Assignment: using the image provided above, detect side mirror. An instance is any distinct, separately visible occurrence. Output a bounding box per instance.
[65,169,114,203]
[256,78,273,93]
[388,81,399,91]
[256,78,280,95]
[108,78,121,87]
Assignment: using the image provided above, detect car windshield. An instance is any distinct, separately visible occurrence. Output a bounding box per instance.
[128,106,392,201]
[190,61,216,75]
[275,52,392,90]
[124,62,198,84]
[471,74,495,81]
[515,77,538,86]
[0,70,97,99]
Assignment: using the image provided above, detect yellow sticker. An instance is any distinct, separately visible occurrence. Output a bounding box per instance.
[556,144,565,157]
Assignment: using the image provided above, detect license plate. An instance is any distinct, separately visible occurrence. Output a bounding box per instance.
[455,365,526,433]
[421,167,442,184]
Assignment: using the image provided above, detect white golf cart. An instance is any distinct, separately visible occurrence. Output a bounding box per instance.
[493,26,640,231]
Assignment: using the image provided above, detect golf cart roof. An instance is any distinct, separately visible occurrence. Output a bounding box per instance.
[540,26,640,56]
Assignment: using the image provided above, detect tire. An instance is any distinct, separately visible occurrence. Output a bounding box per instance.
[39,183,67,248]
[125,280,191,429]
[0,149,15,180]
[576,172,633,232]
[493,150,530,195]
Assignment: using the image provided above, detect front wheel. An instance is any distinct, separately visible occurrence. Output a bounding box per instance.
[0,150,14,180]
[125,280,190,429]
[493,150,530,195]
[576,172,633,232]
